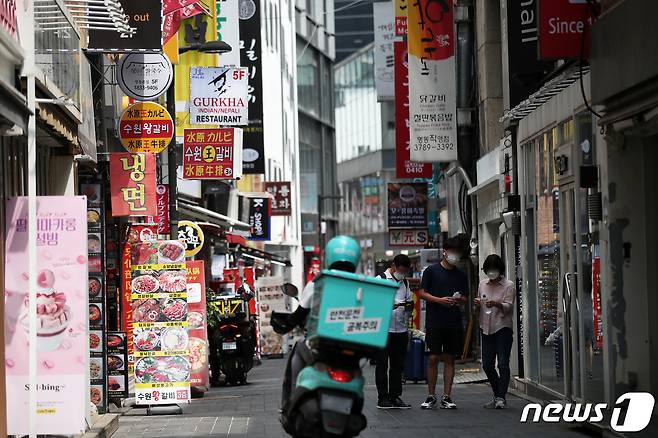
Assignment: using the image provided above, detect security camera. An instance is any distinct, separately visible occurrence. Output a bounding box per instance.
[502,211,516,230]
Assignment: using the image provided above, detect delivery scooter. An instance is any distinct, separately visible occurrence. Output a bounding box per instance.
[271,271,398,438]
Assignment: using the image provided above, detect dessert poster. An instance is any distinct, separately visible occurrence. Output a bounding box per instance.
[186,260,209,387]
[130,240,191,405]
[4,196,88,435]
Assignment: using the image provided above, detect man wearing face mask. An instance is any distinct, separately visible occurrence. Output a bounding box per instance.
[375,254,414,409]
[418,237,469,410]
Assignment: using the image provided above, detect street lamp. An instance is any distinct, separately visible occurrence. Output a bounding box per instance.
[166,40,233,241]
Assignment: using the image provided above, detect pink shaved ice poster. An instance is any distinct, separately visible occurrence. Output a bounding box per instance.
[4,196,88,435]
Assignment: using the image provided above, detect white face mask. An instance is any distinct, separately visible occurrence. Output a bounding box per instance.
[445,253,459,265]
[486,271,500,280]
[393,271,405,281]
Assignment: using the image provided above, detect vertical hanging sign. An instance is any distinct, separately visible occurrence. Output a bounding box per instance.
[407,0,457,163]
[394,0,408,36]
[394,40,432,179]
[247,196,271,241]
[216,0,241,66]
[239,1,265,174]
[373,1,395,101]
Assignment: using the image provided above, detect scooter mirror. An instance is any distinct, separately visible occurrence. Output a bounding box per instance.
[281,283,299,298]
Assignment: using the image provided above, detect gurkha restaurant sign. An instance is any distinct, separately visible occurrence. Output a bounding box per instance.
[182,128,243,180]
[110,153,157,216]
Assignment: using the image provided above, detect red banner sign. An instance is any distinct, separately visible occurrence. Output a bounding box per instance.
[110,153,157,216]
[183,128,242,179]
[1,0,17,39]
[539,0,598,59]
[186,260,209,387]
[264,181,292,216]
[394,41,432,179]
[148,184,170,235]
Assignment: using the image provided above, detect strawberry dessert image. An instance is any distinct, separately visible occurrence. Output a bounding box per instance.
[19,269,72,352]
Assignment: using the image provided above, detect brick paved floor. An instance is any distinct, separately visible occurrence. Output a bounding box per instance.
[113,358,592,438]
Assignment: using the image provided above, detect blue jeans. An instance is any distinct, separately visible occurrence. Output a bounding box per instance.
[481,327,513,400]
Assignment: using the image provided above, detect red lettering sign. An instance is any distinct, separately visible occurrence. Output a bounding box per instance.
[539,0,599,59]
[182,128,242,180]
[109,153,157,216]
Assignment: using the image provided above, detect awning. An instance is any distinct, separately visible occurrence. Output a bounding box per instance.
[500,65,589,123]
[228,242,291,267]
[178,198,251,232]
[467,175,501,196]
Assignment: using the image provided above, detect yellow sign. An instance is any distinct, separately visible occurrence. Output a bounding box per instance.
[119,102,174,153]
[177,220,205,257]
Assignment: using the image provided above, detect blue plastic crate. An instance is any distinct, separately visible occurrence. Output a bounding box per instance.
[306,270,398,350]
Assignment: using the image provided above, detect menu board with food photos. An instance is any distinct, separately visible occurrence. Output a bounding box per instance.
[256,276,286,357]
[81,179,108,413]
[186,261,209,388]
[130,240,191,405]
[106,332,129,398]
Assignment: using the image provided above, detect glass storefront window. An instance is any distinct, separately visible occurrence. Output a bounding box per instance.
[535,128,564,393]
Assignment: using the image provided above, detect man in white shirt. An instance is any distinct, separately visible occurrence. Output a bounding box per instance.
[375,254,413,409]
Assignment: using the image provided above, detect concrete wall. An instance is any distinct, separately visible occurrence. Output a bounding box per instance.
[475,0,504,155]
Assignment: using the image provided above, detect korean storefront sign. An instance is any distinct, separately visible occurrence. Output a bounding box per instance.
[239,2,265,174]
[182,128,243,179]
[216,0,241,66]
[155,184,170,234]
[387,182,428,228]
[394,40,432,179]
[186,260,209,387]
[373,1,395,101]
[121,225,157,372]
[394,0,408,36]
[119,102,174,154]
[177,220,205,257]
[117,53,173,101]
[87,1,163,52]
[110,153,157,216]
[189,67,249,125]
[4,196,88,435]
[130,240,190,405]
[538,0,598,59]
[407,0,458,163]
[248,196,271,241]
[264,182,292,216]
[388,229,429,246]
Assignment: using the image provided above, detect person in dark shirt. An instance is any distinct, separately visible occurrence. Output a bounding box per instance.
[417,237,469,410]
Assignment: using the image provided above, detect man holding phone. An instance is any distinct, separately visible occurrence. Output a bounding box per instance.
[376,254,414,409]
[418,237,469,409]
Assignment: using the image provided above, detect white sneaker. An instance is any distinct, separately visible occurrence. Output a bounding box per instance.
[420,395,438,410]
[494,397,506,409]
[483,397,497,409]
[440,395,457,409]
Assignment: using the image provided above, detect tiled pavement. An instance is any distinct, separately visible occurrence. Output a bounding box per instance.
[113,358,592,438]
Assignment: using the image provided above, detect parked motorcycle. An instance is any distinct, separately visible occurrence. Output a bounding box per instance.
[272,271,398,438]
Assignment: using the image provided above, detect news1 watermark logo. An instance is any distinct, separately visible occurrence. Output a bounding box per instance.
[521,392,655,432]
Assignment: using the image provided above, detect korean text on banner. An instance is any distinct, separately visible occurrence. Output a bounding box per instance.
[216,0,241,66]
[189,67,249,126]
[183,128,243,179]
[130,240,190,405]
[394,40,432,179]
[4,196,88,436]
[121,225,157,373]
[373,1,395,101]
[387,182,428,229]
[186,260,209,387]
[256,276,286,356]
[407,0,457,163]
[264,182,292,216]
[110,153,157,217]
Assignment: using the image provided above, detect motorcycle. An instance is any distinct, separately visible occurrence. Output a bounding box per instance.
[209,285,257,386]
[272,274,398,438]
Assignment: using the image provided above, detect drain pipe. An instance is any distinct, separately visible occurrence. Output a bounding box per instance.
[446,165,478,265]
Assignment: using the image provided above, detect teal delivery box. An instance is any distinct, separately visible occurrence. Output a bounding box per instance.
[306,270,399,350]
